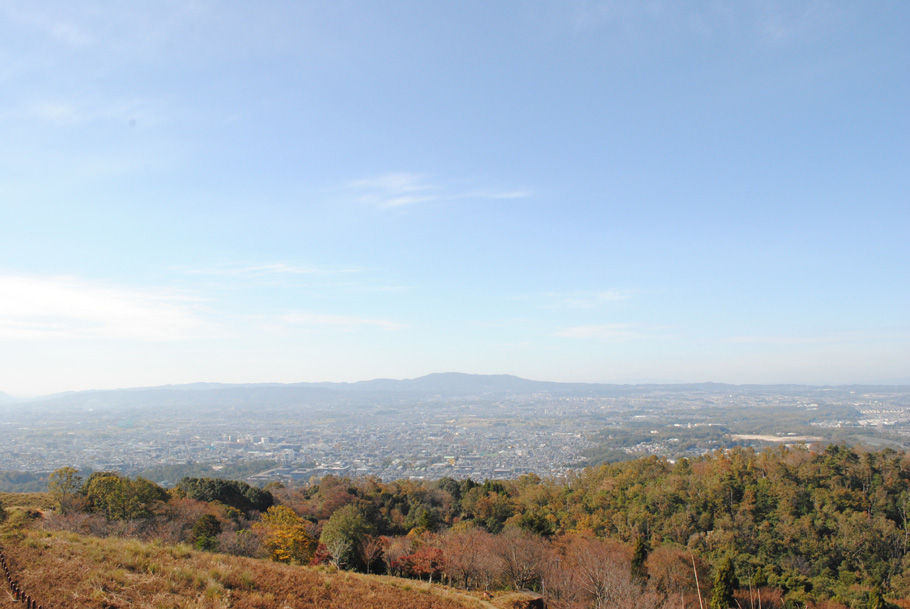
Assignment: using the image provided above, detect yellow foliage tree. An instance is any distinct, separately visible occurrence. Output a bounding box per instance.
[257,505,317,564]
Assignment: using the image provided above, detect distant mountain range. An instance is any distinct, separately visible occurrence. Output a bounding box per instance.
[2,372,907,413]
[4,373,569,411]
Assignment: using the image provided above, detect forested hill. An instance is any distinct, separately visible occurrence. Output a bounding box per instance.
[557,445,910,600]
[279,445,910,606]
[9,445,910,607]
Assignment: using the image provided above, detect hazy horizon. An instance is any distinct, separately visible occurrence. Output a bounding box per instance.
[4,370,910,401]
[2,3,908,396]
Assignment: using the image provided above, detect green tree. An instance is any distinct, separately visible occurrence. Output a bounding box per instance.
[631,535,650,582]
[82,472,167,520]
[320,504,372,570]
[48,466,83,514]
[177,477,273,514]
[191,514,222,551]
[868,586,889,609]
[709,557,737,609]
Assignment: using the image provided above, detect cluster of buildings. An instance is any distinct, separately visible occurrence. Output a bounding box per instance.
[1,386,908,487]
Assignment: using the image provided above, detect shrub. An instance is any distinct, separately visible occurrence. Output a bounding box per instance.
[191,514,222,551]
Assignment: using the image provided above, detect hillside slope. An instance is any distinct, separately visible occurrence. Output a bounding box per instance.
[0,526,488,609]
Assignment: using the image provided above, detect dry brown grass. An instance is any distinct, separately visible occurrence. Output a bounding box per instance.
[0,525,487,609]
[0,492,54,511]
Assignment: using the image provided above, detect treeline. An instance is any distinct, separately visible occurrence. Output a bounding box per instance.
[35,445,910,608]
[0,461,282,493]
[0,471,50,493]
[133,459,280,486]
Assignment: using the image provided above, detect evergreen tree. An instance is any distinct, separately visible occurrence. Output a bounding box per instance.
[191,514,222,551]
[709,557,736,609]
[630,535,650,582]
[868,586,886,609]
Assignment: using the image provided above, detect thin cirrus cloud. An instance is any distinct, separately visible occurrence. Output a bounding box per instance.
[727,331,910,345]
[0,274,208,341]
[565,1,831,44]
[0,101,88,126]
[2,4,95,47]
[350,172,530,209]
[24,101,81,124]
[543,289,636,309]
[281,312,407,332]
[1,97,163,127]
[555,323,654,341]
[180,262,361,277]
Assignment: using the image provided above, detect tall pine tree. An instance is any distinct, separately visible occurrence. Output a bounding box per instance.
[709,557,736,609]
[630,535,650,582]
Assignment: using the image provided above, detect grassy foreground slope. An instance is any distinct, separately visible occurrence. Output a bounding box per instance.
[0,525,490,609]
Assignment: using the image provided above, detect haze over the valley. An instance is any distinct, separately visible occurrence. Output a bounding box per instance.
[1,373,908,492]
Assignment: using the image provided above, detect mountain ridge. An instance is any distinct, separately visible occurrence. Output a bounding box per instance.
[3,372,908,411]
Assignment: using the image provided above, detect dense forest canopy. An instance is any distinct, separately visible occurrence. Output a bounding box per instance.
[27,445,910,608]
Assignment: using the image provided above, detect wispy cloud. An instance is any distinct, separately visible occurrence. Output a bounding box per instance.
[727,331,910,345]
[1,5,95,47]
[555,322,658,341]
[0,274,209,341]
[458,189,532,201]
[350,172,531,209]
[281,312,407,331]
[44,20,94,46]
[559,1,838,46]
[180,262,361,277]
[27,101,81,124]
[0,97,162,127]
[754,2,837,44]
[567,0,654,30]
[351,173,437,208]
[540,289,636,309]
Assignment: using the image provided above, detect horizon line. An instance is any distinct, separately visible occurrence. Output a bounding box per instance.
[4,371,910,401]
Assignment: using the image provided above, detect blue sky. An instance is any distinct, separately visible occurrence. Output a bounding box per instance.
[1,2,908,395]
